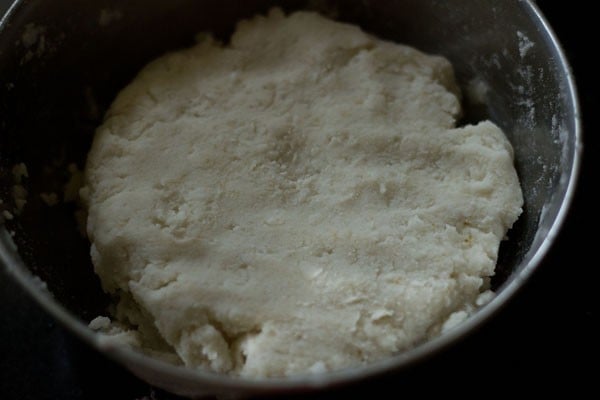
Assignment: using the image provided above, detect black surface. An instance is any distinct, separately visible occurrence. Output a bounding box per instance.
[0,1,597,398]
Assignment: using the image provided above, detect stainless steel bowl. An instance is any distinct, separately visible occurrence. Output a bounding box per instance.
[0,0,581,398]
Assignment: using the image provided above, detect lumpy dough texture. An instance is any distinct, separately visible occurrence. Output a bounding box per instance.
[84,8,523,377]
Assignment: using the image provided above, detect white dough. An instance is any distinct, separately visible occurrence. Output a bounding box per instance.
[84,8,523,378]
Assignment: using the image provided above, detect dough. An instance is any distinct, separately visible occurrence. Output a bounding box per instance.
[84,8,523,378]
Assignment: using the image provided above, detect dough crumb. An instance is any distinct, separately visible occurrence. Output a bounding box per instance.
[2,210,14,220]
[476,290,495,307]
[11,184,27,213]
[64,163,83,203]
[11,163,28,183]
[40,192,59,206]
[89,316,112,330]
[99,9,123,27]
[441,311,470,333]
[20,23,46,63]
[467,78,489,105]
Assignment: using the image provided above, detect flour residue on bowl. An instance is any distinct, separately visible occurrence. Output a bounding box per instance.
[517,31,535,58]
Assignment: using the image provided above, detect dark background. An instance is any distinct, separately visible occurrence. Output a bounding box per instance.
[1,1,596,398]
